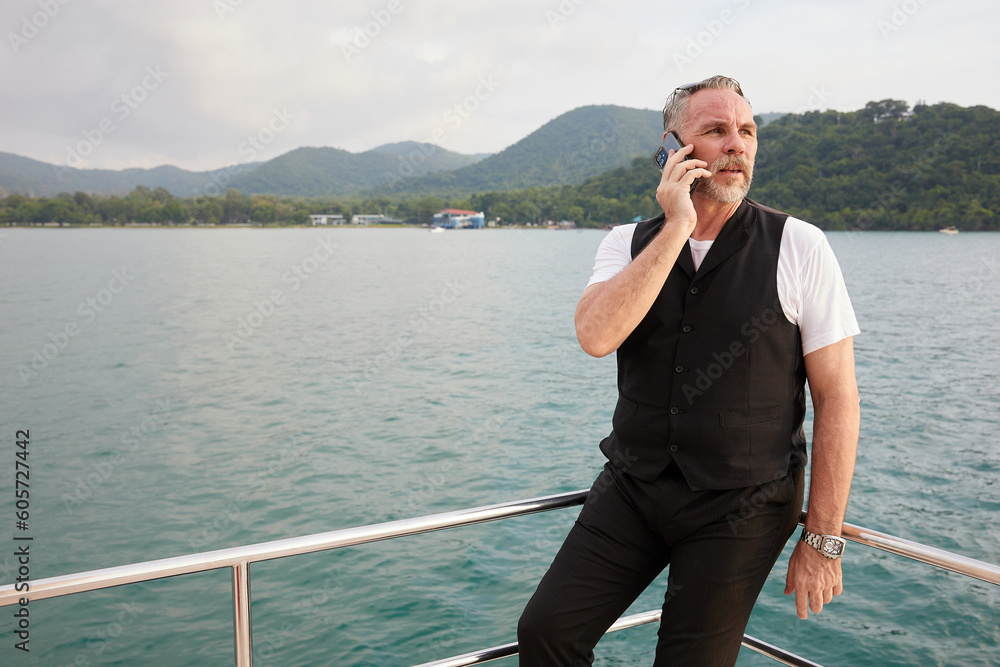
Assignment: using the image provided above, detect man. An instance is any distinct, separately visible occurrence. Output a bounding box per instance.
[518,75,860,665]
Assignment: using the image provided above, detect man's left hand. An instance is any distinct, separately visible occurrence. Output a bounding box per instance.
[783,540,843,619]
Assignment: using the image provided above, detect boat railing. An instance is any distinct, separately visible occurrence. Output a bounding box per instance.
[2,489,998,666]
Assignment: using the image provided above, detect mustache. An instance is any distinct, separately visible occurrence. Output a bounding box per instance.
[709,155,753,173]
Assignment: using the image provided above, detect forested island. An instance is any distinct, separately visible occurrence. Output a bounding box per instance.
[2,101,997,230]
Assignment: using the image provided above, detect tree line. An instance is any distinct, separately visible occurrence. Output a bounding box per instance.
[0,186,474,227]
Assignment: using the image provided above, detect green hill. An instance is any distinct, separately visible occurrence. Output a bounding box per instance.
[749,101,1000,230]
[0,151,239,198]
[375,105,665,196]
[369,141,492,163]
[229,143,486,197]
[467,101,1000,230]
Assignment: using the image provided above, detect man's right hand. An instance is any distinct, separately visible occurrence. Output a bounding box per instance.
[575,144,711,358]
[655,142,710,234]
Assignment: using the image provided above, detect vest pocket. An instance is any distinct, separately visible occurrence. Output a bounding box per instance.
[610,396,668,452]
[719,406,781,427]
[612,396,639,424]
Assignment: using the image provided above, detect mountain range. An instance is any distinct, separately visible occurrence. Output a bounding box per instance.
[0,150,246,199]
[370,105,665,196]
[6,100,996,230]
[0,141,490,199]
[0,105,668,199]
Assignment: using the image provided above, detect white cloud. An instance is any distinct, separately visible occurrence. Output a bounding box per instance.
[0,0,996,172]
[413,41,453,64]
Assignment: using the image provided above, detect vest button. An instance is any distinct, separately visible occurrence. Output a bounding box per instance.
[690,286,700,295]
[669,407,679,415]
[682,325,692,333]
[669,445,678,452]
[675,365,684,373]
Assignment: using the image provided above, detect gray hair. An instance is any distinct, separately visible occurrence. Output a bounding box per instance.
[662,75,749,134]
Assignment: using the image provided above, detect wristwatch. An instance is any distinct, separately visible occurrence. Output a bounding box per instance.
[800,528,847,559]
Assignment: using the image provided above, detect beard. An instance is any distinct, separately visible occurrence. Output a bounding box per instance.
[695,154,754,203]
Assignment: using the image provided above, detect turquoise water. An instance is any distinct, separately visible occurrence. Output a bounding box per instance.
[0,227,998,666]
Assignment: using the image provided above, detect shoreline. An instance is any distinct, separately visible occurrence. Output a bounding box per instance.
[0,223,986,232]
[0,223,588,230]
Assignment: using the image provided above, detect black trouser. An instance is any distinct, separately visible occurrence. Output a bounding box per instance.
[518,460,804,666]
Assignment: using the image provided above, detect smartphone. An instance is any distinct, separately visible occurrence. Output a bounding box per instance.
[653,131,685,170]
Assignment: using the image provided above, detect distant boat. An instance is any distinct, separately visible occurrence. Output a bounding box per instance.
[429,226,445,233]
[939,226,959,235]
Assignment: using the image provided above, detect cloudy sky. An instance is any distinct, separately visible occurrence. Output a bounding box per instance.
[2,0,997,173]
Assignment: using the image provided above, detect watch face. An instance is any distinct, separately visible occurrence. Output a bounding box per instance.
[822,538,844,556]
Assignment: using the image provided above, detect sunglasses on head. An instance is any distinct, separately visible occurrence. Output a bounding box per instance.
[673,78,744,97]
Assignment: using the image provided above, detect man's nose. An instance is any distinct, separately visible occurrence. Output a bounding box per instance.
[723,131,746,153]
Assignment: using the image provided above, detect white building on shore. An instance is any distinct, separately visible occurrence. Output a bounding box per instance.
[310,214,346,226]
[352,214,405,225]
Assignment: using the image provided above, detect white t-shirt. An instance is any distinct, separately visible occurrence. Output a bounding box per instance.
[586,217,860,355]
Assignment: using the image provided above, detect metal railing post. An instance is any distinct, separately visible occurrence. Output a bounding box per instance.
[232,561,252,667]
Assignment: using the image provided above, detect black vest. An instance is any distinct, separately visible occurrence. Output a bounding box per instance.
[599,199,807,490]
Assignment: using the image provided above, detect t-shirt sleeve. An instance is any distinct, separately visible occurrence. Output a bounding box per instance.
[778,218,860,355]
[586,224,635,288]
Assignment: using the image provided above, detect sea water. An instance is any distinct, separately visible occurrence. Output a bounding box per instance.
[0,227,998,666]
